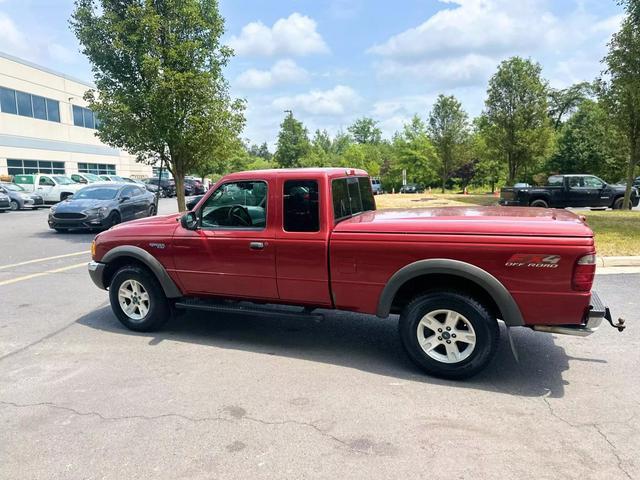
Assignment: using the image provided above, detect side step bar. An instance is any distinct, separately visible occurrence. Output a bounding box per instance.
[174,299,325,321]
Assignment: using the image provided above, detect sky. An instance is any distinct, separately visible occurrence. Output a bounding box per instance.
[0,0,626,148]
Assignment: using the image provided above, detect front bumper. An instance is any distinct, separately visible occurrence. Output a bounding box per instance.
[88,261,107,290]
[533,292,624,337]
[49,214,108,230]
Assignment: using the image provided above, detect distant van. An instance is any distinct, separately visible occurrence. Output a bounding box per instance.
[370,177,383,195]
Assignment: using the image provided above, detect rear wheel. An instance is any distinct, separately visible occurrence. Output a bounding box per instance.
[109,266,170,332]
[612,197,631,210]
[529,199,549,208]
[398,291,499,379]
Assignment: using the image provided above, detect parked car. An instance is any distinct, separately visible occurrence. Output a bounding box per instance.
[371,177,383,195]
[0,191,10,212]
[14,174,83,203]
[185,177,206,195]
[48,183,157,233]
[87,168,624,380]
[121,177,147,186]
[185,194,203,210]
[144,177,176,197]
[400,183,424,194]
[100,175,127,182]
[500,174,639,209]
[70,173,104,184]
[0,182,45,210]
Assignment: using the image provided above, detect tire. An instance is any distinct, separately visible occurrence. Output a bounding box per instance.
[612,197,631,210]
[148,205,156,217]
[10,200,19,211]
[54,228,69,233]
[109,265,170,332]
[105,211,120,228]
[529,199,549,208]
[398,291,499,379]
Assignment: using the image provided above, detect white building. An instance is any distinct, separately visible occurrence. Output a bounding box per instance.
[0,51,152,179]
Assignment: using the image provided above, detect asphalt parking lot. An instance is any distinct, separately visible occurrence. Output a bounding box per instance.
[1,200,639,480]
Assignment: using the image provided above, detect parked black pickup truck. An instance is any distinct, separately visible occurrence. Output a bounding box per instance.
[500,174,639,209]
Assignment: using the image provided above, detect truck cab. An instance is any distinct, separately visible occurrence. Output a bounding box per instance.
[14,174,83,203]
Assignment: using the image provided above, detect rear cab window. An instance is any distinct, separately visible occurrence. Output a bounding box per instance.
[332,176,376,223]
[283,180,320,232]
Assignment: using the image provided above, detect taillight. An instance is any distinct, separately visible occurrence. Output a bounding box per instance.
[572,254,596,291]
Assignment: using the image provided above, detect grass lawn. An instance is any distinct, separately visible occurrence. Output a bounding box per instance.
[374,193,639,257]
[582,211,640,257]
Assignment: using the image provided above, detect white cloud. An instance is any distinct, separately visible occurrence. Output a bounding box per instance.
[48,43,77,64]
[229,13,329,57]
[0,11,31,58]
[236,59,309,89]
[367,0,622,88]
[272,85,361,116]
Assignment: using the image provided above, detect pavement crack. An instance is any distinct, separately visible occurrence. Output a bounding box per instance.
[0,319,78,362]
[593,424,633,480]
[0,401,231,424]
[0,401,361,453]
[542,397,633,479]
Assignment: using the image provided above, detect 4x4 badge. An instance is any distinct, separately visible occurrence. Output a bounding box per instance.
[505,254,561,268]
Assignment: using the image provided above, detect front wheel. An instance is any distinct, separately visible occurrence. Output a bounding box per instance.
[10,200,19,211]
[109,266,170,332]
[612,197,632,210]
[398,292,499,379]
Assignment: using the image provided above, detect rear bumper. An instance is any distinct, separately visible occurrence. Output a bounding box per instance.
[88,261,107,290]
[532,291,612,337]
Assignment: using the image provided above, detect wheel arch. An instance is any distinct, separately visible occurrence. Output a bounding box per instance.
[376,259,524,327]
[101,246,182,298]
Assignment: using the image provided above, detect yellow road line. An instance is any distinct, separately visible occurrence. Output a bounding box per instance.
[0,262,88,287]
[0,251,89,271]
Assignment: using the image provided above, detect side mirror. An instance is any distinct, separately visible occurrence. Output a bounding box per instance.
[181,211,198,230]
[120,196,130,203]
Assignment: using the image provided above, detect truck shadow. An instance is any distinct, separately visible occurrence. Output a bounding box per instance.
[77,306,605,399]
[30,229,97,244]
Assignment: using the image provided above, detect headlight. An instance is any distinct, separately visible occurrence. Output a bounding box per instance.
[85,206,109,216]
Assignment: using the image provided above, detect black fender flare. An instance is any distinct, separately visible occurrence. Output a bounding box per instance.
[376,259,524,326]
[102,245,182,298]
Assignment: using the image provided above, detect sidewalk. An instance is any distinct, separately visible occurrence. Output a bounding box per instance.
[597,256,640,267]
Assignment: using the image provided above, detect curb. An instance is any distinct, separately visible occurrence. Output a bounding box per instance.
[597,256,640,268]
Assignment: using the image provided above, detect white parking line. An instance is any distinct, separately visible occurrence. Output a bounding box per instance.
[0,251,89,271]
[0,262,88,287]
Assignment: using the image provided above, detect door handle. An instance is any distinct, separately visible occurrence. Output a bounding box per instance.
[249,241,265,250]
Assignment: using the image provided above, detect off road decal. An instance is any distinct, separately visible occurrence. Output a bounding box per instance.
[505,254,561,269]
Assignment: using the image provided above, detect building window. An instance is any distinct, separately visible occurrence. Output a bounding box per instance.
[0,86,61,122]
[72,105,98,129]
[7,159,66,176]
[78,163,116,175]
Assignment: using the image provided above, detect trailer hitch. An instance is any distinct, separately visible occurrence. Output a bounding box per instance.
[605,307,626,332]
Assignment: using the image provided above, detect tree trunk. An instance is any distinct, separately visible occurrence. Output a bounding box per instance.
[622,140,639,209]
[175,174,186,212]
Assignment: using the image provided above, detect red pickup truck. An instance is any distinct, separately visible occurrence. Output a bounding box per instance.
[88,168,624,379]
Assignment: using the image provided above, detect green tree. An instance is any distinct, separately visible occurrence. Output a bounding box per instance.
[71,0,245,211]
[390,115,438,189]
[483,57,555,184]
[275,113,311,168]
[348,117,382,144]
[548,100,628,181]
[548,82,593,129]
[248,142,273,161]
[599,6,640,208]
[473,117,506,193]
[312,129,332,153]
[428,94,471,192]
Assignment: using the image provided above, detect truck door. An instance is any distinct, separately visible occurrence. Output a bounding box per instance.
[172,179,279,300]
[583,176,611,207]
[274,177,332,307]
[36,175,56,202]
[565,176,590,207]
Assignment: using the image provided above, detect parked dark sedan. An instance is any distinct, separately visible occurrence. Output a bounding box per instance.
[48,183,157,232]
[144,177,176,197]
[0,182,45,210]
[186,194,204,210]
[400,183,424,194]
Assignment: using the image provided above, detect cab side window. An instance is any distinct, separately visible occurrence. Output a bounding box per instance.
[200,181,267,229]
[568,177,584,188]
[283,180,319,232]
[584,176,605,188]
[39,176,54,186]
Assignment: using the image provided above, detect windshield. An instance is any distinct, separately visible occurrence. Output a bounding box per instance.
[332,176,376,222]
[74,186,118,200]
[2,183,24,192]
[53,176,75,185]
[84,173,103,182]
